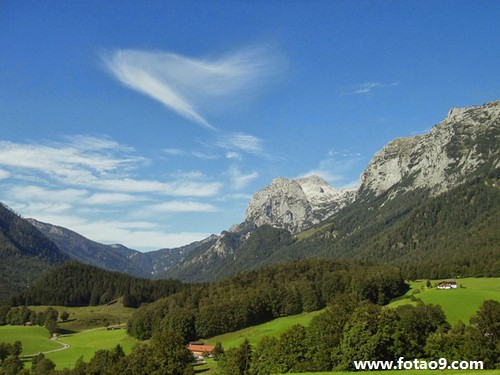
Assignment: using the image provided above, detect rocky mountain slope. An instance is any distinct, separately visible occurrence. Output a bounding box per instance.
[28,218,219,280]
[242,175,355,234]
[357,100,500,198]
[160,100,500,281]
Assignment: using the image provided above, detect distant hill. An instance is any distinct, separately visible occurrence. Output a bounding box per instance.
[29,218,218,279]
[0,203,69,303]
[28,219,152,279]
[12,261,184,307]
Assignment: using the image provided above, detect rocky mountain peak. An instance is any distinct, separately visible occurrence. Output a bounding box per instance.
[358,100,500,198]
[243,175,354,233]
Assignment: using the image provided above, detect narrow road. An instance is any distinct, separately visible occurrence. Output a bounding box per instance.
[22,337,70,357]
[22,323,126,357]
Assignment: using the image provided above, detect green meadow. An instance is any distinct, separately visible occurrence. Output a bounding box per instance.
[388,277,500,325]
[205,309,324,349]
[46,328,138,370]
[0,325,62,355]
[206,277,500,351]
[1,301,138,370]
[0,325,138,370]
[29,300,135,332]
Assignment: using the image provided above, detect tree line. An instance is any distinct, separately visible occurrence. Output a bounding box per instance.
[127,259,408,341]
[217,297,500,374]
[8,262,184,307]
[0,306,61,336]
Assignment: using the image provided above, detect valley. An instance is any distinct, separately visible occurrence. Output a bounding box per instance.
[0,277,498,373]
[0,101,499,374]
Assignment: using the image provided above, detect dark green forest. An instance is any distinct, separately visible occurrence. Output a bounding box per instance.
[9,262,184,307]
[126,259,408,341]
[4,258,408,342]
[0,204,69,303]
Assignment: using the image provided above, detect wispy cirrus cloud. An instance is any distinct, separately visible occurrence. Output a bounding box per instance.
[84,192,145,205]
[163,147,220,160]
[226,165,259,189]
[342,81,399,96]
[0,137,222,197]
[147,201,218,213]
[102,46,282,130]
[0,169,11,180]
[216,132,265,156]
[164,131,268,161]
[0,135,227,250]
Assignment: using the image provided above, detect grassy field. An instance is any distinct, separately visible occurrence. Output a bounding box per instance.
[46,327,138,370]
[388,277,500,325]
[0,325,62,355]
[0,325,138,370]
[0,301,138,370]
[29,300,135,332]
[205,309,324,349]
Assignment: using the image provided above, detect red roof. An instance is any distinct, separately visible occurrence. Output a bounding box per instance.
[187,343,215,354]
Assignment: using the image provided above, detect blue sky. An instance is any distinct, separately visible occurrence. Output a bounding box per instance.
[1,1,499,250]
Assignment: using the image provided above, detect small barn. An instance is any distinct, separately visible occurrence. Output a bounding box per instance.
[187,342,215,358]
[437,280,457,290]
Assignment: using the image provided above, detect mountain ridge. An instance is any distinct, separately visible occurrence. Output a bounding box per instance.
[1,100,498,296]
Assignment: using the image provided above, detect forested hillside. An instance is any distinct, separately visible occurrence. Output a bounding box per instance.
[218,298,500,373]
[245,170,500,280]
[0,204,69,303]
[10,262,184,307]
[127,259,408,341]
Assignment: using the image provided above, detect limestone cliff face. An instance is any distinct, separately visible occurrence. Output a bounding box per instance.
[358,100,500,198]
[243,101,500,233]
[243,175,355,233]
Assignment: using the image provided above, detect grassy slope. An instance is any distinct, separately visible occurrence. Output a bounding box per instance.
[46,328,138,370]
[388,277,500,325]
[29,300,135,332]
[0,301,138,370]
[0,325,61,354]
[205,310,324,349]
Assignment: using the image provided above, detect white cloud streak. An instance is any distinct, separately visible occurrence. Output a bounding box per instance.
[0,138,222,197]
[216,132,265,156]
[102,47,281,130]
[0,169,11,180]
[147,201,218,213]
[226,166,259,189]
[342,81,399,96]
